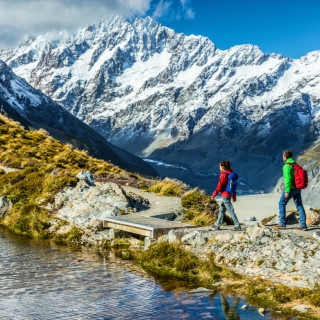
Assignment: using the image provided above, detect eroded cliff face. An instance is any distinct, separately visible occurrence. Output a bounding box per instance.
[1,16,320,191]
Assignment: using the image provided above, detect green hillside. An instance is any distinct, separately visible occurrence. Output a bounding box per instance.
[0,115,144,238]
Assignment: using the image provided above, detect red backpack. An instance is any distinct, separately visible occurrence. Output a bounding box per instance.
[287,163,308,189]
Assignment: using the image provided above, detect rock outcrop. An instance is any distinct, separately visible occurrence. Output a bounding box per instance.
[162,225,320,288]
[54,180,146,228]
[0,196,12,218]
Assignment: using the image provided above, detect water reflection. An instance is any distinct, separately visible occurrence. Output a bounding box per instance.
[0,228,283,320]
[221,294,240,320]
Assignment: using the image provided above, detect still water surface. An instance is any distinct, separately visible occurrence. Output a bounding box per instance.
[0,227,284,320]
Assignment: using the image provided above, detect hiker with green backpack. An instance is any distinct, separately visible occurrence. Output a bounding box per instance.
[211,160,241,231]
[275,150,308,230]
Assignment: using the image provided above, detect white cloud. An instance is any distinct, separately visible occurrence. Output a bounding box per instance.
[185,7,195,19]
[0,0,196,49]
[152,0,172,19]
[179,0,195,20]
[0,0,152,48]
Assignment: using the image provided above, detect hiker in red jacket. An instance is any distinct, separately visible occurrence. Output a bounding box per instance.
[211,160,241,231]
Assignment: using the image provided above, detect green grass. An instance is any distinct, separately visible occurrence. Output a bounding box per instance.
[0,115,142,241]
[139,241,223,283]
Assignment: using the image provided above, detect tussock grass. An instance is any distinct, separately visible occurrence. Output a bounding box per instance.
[139,241,222,283]
[181,188,229,226]
[149,180,185,197]
[261,214,276,225]
[0,115,127,176]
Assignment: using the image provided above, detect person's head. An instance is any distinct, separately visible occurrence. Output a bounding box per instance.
[283,150,293,161]
[219,160,231,171]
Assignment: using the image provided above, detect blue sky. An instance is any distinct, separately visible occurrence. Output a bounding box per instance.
[0,0,319,58]
[150,0,320,58]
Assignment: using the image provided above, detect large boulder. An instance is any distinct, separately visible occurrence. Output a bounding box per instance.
[306,208,320,226]
[0,196,12,218]
[54,182,131,227]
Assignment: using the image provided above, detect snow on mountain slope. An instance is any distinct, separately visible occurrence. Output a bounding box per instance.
[1,16,320,194]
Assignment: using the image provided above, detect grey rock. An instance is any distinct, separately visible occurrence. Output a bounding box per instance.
[240,305,248,310]
[258,308,266,315]
[144,237,155,251]
[0,196,12,218]
[215,233,233,242]
[313,231,320,242]
[80,228,115,246]
[76,170,95,186]
[212,281,225,287]
[168,229,191,244]
[190,287,212,293]
[54,182,130,227]
[243,217,257,222]
[292,305,311,313]
[181,230,215,247]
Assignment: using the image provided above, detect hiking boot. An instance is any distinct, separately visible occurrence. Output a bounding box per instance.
[233,226,241,231]
[210,225,220,230]
[296,226,308,231]
[274,224,286,229]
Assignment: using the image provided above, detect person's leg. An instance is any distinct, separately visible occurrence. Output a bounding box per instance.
[215,199,226,227]
[278,191,290,226]
[292,189,307,227]
[224,197,240,228]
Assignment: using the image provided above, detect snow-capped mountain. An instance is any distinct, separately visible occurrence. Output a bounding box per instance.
[0,59,157,176]
[1,16,320,193]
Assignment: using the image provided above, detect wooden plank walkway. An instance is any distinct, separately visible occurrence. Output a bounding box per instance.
[103,215,195,239]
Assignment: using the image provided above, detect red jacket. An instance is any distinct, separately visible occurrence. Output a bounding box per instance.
[212,169,237,201]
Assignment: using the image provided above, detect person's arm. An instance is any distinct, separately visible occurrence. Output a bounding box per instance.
[233,191,237,202]
[212,174,227,199]
[283,164,293,194]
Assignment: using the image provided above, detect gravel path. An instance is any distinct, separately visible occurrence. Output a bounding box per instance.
[123,186,181,219]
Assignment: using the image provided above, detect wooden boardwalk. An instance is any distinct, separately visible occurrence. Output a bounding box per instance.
[103,215,195,239]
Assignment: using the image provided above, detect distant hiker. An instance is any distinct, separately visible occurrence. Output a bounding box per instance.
[275,150,308,230]
[211,160,241,231]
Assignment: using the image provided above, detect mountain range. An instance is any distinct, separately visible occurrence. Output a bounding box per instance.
[1,16,319,203]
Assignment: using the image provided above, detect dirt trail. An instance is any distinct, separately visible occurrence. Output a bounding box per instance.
[123,186,181,219]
